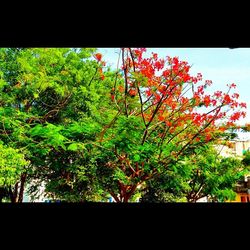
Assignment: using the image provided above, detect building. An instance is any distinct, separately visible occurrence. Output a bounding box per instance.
[215,139,250,158]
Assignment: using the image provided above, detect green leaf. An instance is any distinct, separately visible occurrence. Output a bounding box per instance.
[67,143,85,151]
[68,143,79,151]
[133,154,140,162]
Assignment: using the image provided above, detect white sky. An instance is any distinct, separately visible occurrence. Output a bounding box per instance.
[97,48,250,140]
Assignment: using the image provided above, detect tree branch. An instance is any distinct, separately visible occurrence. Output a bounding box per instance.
[128,48,146,127]
[122,48,129,117]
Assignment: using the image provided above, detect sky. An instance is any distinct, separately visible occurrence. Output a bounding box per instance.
[97,48,250,140]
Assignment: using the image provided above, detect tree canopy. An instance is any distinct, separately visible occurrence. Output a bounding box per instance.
[140,144,248,202]
[0,48,248,202]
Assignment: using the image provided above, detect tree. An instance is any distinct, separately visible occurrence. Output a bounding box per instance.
[242,151,250,167]
[0,142,29,202]
[140,144,247,202]
[0,48,110,202]
[0,47,247,203]
[92,48,247,202]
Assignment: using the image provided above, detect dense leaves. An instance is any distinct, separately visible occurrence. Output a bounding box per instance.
[242,151,250,167]
[0,142,29,202]
[140,145,247,202]
[0,47,248,202]
[0,48,112,202]
[0,143,28,187]
[93,48,247,202]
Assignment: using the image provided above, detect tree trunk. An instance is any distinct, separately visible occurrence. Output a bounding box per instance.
[118,184,138,202]
[0,187,7,202]
[18,173,27,203]
[110,191,121,203]
[0,192,4,203]
[9,183,18,203]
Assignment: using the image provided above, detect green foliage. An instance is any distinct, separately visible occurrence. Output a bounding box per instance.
[0,48,113,201]
[68,143,85,151]
[141,145,246,202]
[0,47,247,203]
[242,151,250,166]
[0,142,28,187]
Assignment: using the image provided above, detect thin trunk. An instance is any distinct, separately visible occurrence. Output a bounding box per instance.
[125,184,138,202]
[0,187,6,203]
[122,48,129,117]
[0,193,3,203]
[110,191,121,203]
[9,183,18,203]
[18,173,27,203]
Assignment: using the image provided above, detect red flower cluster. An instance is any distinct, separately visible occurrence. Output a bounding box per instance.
[112,48,247,144]
[94,53,102,62]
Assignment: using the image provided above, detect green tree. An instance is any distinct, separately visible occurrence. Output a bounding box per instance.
[242,151,250,167]
[140,145,247,202]
[0,48,248,203]
[90,48,247,202]
[0,142,29,202]
[0,48,112,202]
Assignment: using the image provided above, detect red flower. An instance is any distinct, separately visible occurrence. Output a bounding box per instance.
[203,95,211,107]
[205,80,213,86]
[241,111,246,118]
[152,53,158,60]
[230,112,241,122]
[197,73,202,81]
[193,114,202,126]
[232,93,239,99]
[239,102,247,108]
[129,89,137,97]
[214,91,222,98]
[182,74,191,82]
[165,121,172,126]
[173,57,179,65]
[94,53,102,62]
[211,99,217,106]
[223,94,231,104]
[154,60,164,71]
[163,69,170,78]
[197,86,204,95]
[99,68,105,80]
[158,115,165,121]
[155,94,161,102]
[230,83,237,88]
[118,85,124,93]
[145,89,152,97]
[205,134,212,141]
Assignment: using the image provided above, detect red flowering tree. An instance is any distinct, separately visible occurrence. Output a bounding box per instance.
[94,48,247,202]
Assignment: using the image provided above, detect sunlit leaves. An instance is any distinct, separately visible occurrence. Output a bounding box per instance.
[0,47,248,202]
[67,142,85,152]
[94,48,248,202]
[0,143,29,187]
